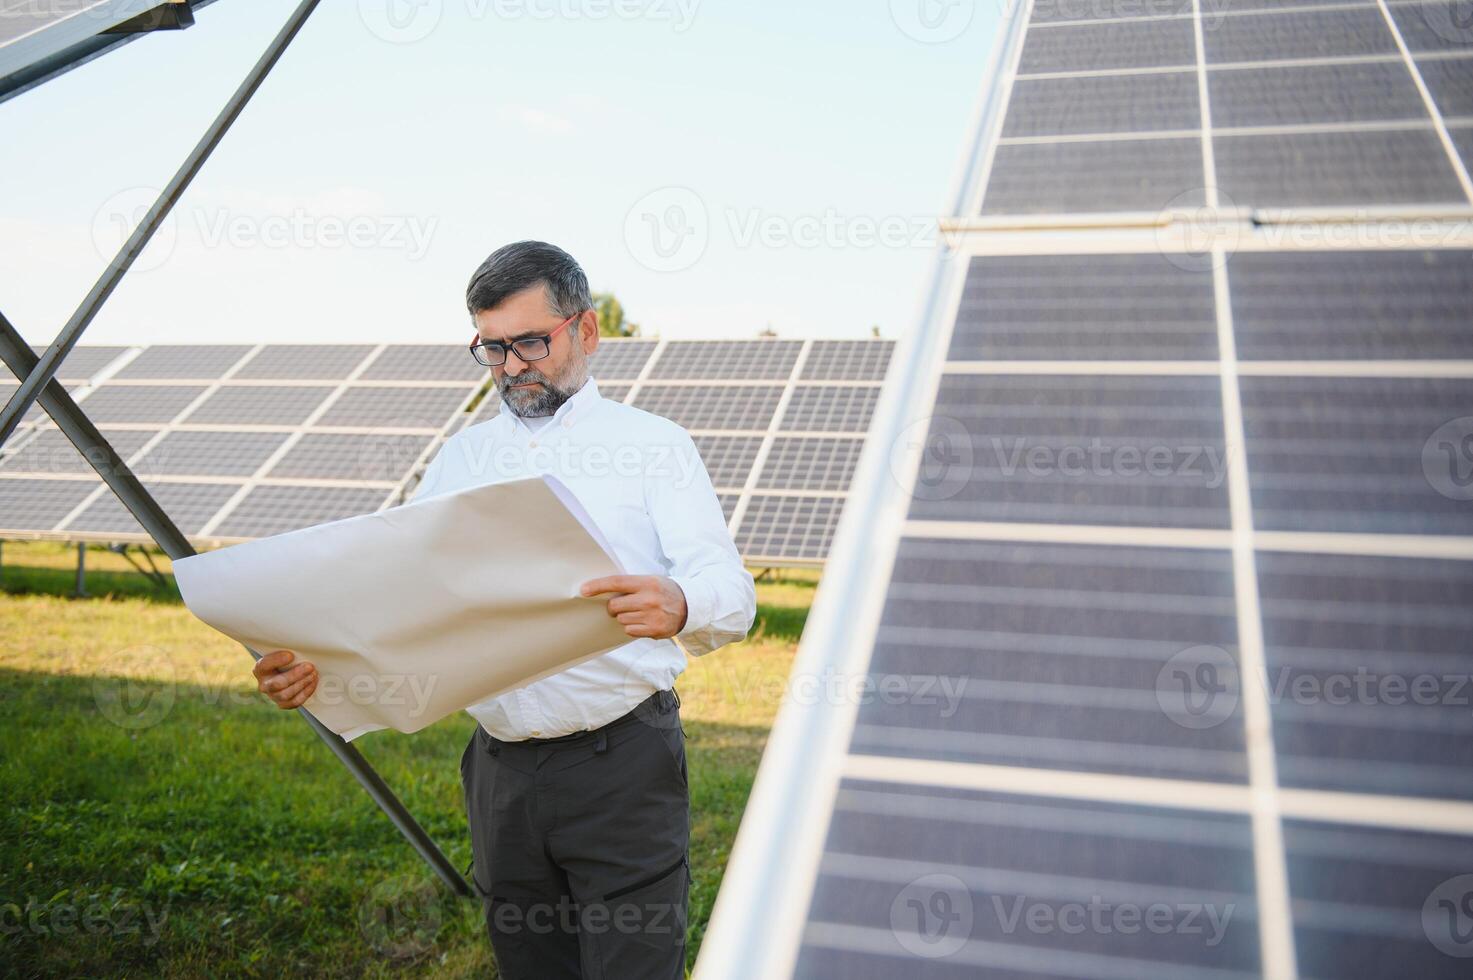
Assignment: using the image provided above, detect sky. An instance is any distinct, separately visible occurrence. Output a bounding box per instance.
[0,0,1000,347]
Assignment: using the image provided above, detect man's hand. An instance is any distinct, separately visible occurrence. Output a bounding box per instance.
[580,575,688,640]
[253,649,318,710]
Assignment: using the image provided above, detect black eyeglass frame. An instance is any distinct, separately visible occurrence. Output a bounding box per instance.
[468,310,585,367]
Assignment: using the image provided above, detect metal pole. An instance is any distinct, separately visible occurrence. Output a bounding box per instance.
[0,0,327,449]
[74,541,87,597]
[0,315,472,897]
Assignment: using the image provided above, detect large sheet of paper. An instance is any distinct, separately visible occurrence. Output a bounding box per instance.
[174,475,631,741]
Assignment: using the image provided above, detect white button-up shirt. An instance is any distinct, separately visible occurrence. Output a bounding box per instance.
[410,375,757,740]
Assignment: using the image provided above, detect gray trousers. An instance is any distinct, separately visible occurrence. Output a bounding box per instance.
[460,688,690,980]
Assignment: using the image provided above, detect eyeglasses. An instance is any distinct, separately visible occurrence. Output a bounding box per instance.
[468,311,582,367]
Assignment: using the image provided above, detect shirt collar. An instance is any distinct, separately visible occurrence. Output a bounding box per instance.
[500,375,603,433]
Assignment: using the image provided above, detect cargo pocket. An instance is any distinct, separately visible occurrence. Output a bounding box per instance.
[603,854,690,950]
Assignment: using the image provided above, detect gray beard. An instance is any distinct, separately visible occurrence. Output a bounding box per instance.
[498,356,589,418]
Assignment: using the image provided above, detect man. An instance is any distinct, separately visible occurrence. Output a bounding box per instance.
[252,241,757,979]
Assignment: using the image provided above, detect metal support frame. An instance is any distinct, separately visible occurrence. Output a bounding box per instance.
[0,316,472,897]
[0,0,318,447]
[0,1,474,899]
[74,542,88,597]
[110,543,171,590]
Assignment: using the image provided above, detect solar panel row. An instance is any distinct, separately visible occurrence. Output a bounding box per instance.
[699,3,1473,978]
[985,2,1473,215]
[457,337,894,564]
[2,339,894,563]
[0,344,478,542]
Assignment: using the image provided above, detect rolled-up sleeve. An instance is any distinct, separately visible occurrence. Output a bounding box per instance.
[645,428,757,657]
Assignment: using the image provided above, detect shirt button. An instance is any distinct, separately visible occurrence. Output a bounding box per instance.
[561,417,572,428]
[528,440,538,448]
[530,730,541,736]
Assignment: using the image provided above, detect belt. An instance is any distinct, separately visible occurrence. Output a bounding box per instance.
[477,688,680,753]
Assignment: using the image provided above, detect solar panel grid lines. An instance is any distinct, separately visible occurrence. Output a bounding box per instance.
[1374,3,1473,201]
[48,344,268,538]
[449,337,891,561]
[0,339,892,557]
[196,342,399,540]
[973,0,1473,218]
[691,433,766,491]
[696,0,1473,972]
[21,343,132,383]
[650,338,805,380]
[724,340,814,554]
[696,258,970,976]
[632,382,789,433]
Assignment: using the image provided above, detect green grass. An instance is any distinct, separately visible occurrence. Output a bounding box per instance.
[0,541,814,977]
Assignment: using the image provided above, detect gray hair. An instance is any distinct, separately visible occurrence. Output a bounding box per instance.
[465,241,593,320]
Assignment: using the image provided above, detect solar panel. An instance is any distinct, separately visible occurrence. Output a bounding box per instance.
[1393,1,1473,53]
[1419,57,1473,117]
[0,341,891,562]
[734,494,844,563]
[25,344,130,382]
[63,479,241,536]
[982,138,1206,214]
[1214,129,1465,208]
[0,343,479,546]
[913,374,1232,528]
[0,426,160,475]
[110,344,253,380]
[717,492,740,524]
[0,381,55,425]
[231,344,377,381]
[267,432,435,482]
[314,385,474,429]
[179,385,335,426]
[651,340,803,380]
[757,437,865,492]
[691,434,765,490]
[0,0,204,104]
[1229,249,1473,359]
[0,477,102,533]
[1001,71,1200,137]
[359,344,484,382]
[1015,18,1195,73]
[209,484,394,539]
[633,383,786,432]
[779,386,882,433]
[948,254,1218,361]
[133,430,291,477]
[588,339,659,379]
[1241,376,1473,535]
[699,1,1473,975]
[1031,0,1190,21]
[75,384,208,424]
[1206,62,1428,128]
[1202,7,1397,63]
[800,340,896,382]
